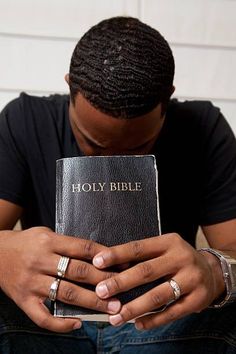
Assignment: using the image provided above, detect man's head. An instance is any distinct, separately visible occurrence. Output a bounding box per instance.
[66,16,175,156]
[68,16,175,119]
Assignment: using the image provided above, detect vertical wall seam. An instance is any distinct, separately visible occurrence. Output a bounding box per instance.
[137,0,141,19]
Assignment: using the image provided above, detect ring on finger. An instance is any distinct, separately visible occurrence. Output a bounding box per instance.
[168,278,181,301]
[57,256,70,278]
[48,278,61,301]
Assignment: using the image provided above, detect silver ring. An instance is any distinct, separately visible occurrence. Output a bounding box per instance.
[168,278,181,301]
[57,256,70,278]
[48,278,61,301]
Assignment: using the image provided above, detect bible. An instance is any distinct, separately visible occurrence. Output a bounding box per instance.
[54,155,161,321]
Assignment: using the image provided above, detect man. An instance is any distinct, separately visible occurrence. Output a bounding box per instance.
[0,16,236,353]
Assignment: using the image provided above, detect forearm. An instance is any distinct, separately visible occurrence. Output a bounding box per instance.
[0,199,23,230]
[202,219,236,251]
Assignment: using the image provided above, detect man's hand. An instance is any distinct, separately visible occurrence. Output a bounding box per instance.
[0,227,121,332]
[92,233,225,330]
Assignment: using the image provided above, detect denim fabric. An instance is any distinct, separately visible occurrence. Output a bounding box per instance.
[1,302,236,353]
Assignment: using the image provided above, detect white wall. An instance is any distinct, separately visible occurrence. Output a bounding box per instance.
[0,0,235,131]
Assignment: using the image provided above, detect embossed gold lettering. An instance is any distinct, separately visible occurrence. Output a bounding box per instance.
[72,182,142,192]
[72,182,106,192]
[110,182,142,191]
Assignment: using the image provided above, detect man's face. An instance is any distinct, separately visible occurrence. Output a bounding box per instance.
[69,93,165,156]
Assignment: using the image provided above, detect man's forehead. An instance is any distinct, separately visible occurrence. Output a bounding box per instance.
[69,93,165,153]
[72,93,163,129]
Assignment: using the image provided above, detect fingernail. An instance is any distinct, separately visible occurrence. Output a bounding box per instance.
[73,321,82,329]
[93,255,104,267]
[96,283,108,297]
[108,300,121,313]
[109,314,123,326]
[135,321,144,330]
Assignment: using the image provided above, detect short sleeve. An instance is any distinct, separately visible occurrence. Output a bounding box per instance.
[200,110,236,225]
[0,98,29,206]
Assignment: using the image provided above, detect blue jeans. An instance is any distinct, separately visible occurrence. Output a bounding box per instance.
[1,303,236,354]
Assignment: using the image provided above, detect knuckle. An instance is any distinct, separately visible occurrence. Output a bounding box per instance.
[198,286,209,302]
[73,262,89,280]
[24,254,37,270]
[150,292,163,308]
[165,309,177,322]
[37,316,50,330]
[104,271,117,280]
[82,240,95,258]
[121,305,134,320]
[24,254,42,273]
[192,268,204,284]
[130,241,143,258]
[138,262,153,280]
[61,286,77,303]
[140,321,149,330]
[37,232,52,249]
[177,250,191,266]
[94,297,106,311]
[109,277,121,293]
[191,297,204,312]
[38,226,51,232]
[171,233,182,242]
[168,233,184,247]
[196,269,204,283]
[176,247,194,267]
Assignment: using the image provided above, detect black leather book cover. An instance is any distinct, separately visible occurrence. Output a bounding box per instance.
[54,155,161,320]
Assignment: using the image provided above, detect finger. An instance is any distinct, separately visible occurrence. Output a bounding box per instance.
[45,277,121,315]
[23,297,82,333]
[108,273,191,325]
[42,255,117,285]
[48,232,109,260]
[93,234,177,268]
[95,257,171,299]
[108,281,174,326]
[65,259,117,285]
[134,294,196,330]
[116,262,131,271]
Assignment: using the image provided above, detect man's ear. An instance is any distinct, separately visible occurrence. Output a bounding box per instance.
[65,73,69,85]
[160,86,176,117]
[171,85,175,96]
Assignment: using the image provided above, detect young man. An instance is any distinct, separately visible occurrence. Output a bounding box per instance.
[0,16,236,353]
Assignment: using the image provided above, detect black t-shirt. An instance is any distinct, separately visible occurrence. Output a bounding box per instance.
[1,93,236,247]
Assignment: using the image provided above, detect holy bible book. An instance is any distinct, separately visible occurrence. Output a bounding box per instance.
[54,155,161,321]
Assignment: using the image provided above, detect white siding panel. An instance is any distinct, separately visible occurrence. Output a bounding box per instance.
[141,0,236,47]
[0,36,75,92]
[173,45,236,100]
[2,37,235,100]
[0,0,139,39]
[0,92,18,112]
[212,101,236,134]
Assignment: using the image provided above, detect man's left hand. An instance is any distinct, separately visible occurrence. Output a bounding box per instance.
[92,233,225,330]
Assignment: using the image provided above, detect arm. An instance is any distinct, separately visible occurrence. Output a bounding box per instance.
[92,110,236,329]
[203,219,236,251]
[0,100,121,332]
[0,199,23,230]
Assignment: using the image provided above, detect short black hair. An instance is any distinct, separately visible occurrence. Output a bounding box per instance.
[69,16,175,118]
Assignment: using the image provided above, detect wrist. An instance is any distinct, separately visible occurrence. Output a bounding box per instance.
[199,248,236,307]
[199,249,226,302]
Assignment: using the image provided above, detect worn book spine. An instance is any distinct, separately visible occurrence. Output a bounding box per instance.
[54,155,161,321]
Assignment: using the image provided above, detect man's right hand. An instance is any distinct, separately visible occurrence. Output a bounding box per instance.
[0,226,121,332]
